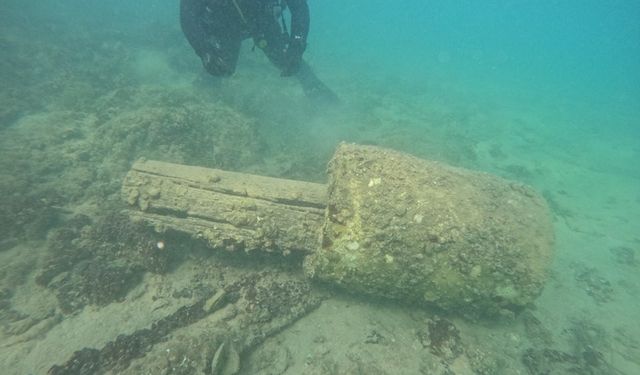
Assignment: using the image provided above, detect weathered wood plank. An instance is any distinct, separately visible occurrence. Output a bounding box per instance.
[122,159,327,255]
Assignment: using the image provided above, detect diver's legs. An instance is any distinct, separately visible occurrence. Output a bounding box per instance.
[253,10,339,104]
[186,0,244,76]
[255,14,290,71]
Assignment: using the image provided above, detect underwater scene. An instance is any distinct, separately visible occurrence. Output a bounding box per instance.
[1,1,639,374]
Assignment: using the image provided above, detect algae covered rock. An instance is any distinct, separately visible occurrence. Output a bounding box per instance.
[303,143,554,316]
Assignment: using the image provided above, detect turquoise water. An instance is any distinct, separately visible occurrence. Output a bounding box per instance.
[1,1,639,374]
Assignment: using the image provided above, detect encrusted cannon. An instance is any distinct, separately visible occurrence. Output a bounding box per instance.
[122,143,554,316]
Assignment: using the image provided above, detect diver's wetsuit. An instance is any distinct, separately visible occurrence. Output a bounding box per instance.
[180,0,337,102]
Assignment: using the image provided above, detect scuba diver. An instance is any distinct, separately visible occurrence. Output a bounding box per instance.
[180,0,338,103]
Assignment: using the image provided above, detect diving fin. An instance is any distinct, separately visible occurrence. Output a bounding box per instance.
[296,61,340,106]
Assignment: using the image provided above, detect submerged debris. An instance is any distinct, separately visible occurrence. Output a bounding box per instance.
[521,311,554,347]
[48,291,227,374]
[573,264,614,304]
[417,316,463,361]
[47,270,321,374]
[521,318,618,375]
[609,246,637,267]
[35,211,172,313]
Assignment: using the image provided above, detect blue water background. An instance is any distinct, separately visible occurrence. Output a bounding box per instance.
[13,1,639,134]
[16,1,640,107]
[314,1,640,130]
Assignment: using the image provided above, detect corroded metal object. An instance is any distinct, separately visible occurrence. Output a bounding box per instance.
[122,143,554,316]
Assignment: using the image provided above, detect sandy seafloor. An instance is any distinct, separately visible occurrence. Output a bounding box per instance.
[1,4,639,375]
